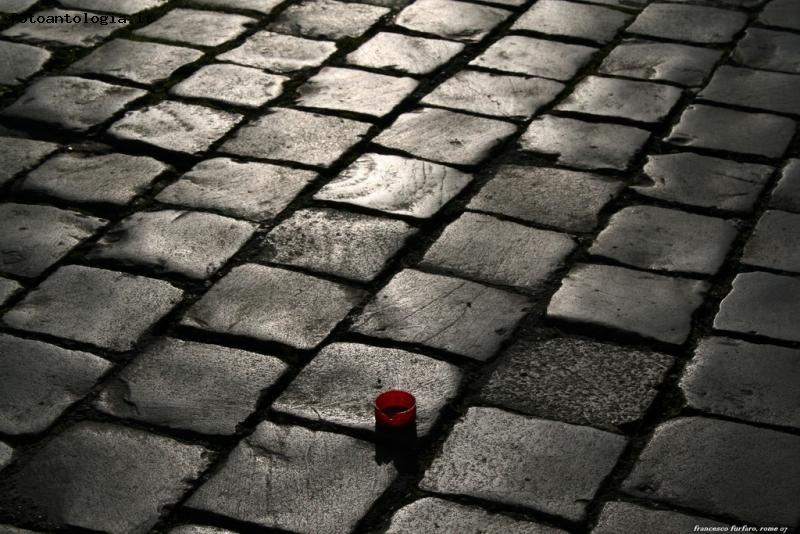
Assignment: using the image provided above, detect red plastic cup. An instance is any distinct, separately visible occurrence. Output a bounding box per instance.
[375,390,416,429]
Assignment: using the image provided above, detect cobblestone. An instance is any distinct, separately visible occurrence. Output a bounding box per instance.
[512,0,632,44]
[0,443,11,472]
[395,0,510,42]
[217,31,337,73]
[471,36,597,81]
[0,41,50,87]
[591,501,728,533]
[135,9,255,47]
[626,3,748,44]
[169,527,235,534]
[770,159,800,213]
[741,210,800,273]
[700,66,800,116]
[270,0,389,40]
[170,64,288,109]
[733,28,800,74]
[0,278,21,306]
[0,0,36,13]
[59,0,167,14]
[2,9,125,47]
[0,136,58,188]
[346,32,464,75]
[759,0,800,32]
[193,0,282,14]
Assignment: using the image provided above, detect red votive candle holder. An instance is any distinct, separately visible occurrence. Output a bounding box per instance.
[375,390,416,429]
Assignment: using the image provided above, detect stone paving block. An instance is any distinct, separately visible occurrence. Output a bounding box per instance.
[591,501,728,534]
[109,101,242,155]
[0,527,38,534]
[733,28,800,74]
[0,278,22,306]
[420,212,576,292]
[0,136,58,188]
[89,209,256,279]
[171,64,288,109]
[2,422,209,533]
[0,41,49,86]
[665,104,795,159]
[557,76,681,124]
[599,39,722,87]
[156,158,315,221]
[0,442,11,471]
[182,264,364,349]
[95,338,287,435]
[681,337,800,429]
[421,407,626,521]
[759,0,800,32]
[373,107,516,166]
[742,210,800,273]
[421,70,564,119]
[512,0,631,44]
[471,36,597,81]
[395,0,510,42]
[699,66,800,116]
[297,67,418,117]
[352,269,530,360]
[0,0,36,13]
[623,417,800,525]
[481,337,673,429]
[633,153,773,213]
[269,0,388,40]
[1,9,126,47]
[218,31,337,73]
[2,76,146,132]
[188,421,396,533]
[520,115,650,171]
[314,153,472,218]
[386,498,566,534]
[59,0,167,14]
[590,206,737,275]
[714,271,800,343]
[169,527,235,534]
[0,203,106,278]
[770,159,800,213]
[67,39,202,85]
[626,3,747,44]
[260,208,416,282]
[193,0,282,14]
[346,32,464,75]
[21,152,168,206]
[468,165,623,232]
[135,9,255,47]
[547,263,709,345]
[221,108,370,167]
[0,334,111,435]
[3,265,182,351]
[274,342,461,434]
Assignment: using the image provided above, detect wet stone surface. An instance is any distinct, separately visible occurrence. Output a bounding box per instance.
[480,336,673,430]
[591,502,729,534]
[0,278,22,306]
[3,265,183,351]
[741,210,800,273]
[0,422,209,533]
[0,41,50,87]
[395,0,510,42]
[2,9,126,47]
[188,421,396,533]
[314,153,472,218]
[181,264,364,349]
[260,208,416,282]
[512,0,632,44]
[346,32,464,75]
[269,0,389,40]
[0,136,58,188]
[156,158,315,221]
[714,271,800,343]
[520,115,650,171]
[352,269,530,360]
[2,76,146,132]
[421,407,626,521]
[217,31,337,73]
[274,342,461,434]
[95,338,287,435]
[420,212,576,292]
[547,263,709,345]
[134,8,255,47]
[0,203,106,278]
[468,165,623,232]
[626,3,748,44]
[699,66,800,116]
[622,417,800,525]
[471,36,597,81]
[680,337,800,429]
[770,159,800,213]
[733,28,800,74]
[665,104,795,159]
[171,64,289,109]
[0,334,111,435]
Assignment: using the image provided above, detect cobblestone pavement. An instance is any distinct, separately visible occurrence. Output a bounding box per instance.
[0,0,798,532]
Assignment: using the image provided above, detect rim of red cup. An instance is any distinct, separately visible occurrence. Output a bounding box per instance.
[374,390,416,429]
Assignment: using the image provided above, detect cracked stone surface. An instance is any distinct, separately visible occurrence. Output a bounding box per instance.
[0,136,59,188]
[680,337,800,429]
[1,422,209,533]
[2,76,146,132]
[0,278,22,306]
[469,165,623,232]
[260,208,416,282]
[733,28,800,74]
[0,203,106,278]
[0,41,50,87]
[395,0,510,42]
[269,0,389,40]
[352,269,530,360]
[181,264,364,349]
[156,158,315,221]
[95,338,287,435]
[2,9,126,47]
[135,8,255,47]
[471,36,597,81]
[3,265,183,351]
[699,66,800,116]
[770,159,800,213]
[0,334,111,435]
[591,502,729,533]
[274,342,461,434]
[59,0,167,13]
[420,212,576,292]
[373,107,517,165]
[741,210,800,273]
[188,421,396,533]
[346,32,464,75]
[626,3,748,44]
[170,64,288,109]
[421,407,626,521]
[217,31,337,73]
[481,336,673,430]
[547,263,709,345]
[512,0,632,44]
[314,153,472,218]
[622,417,800,525]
